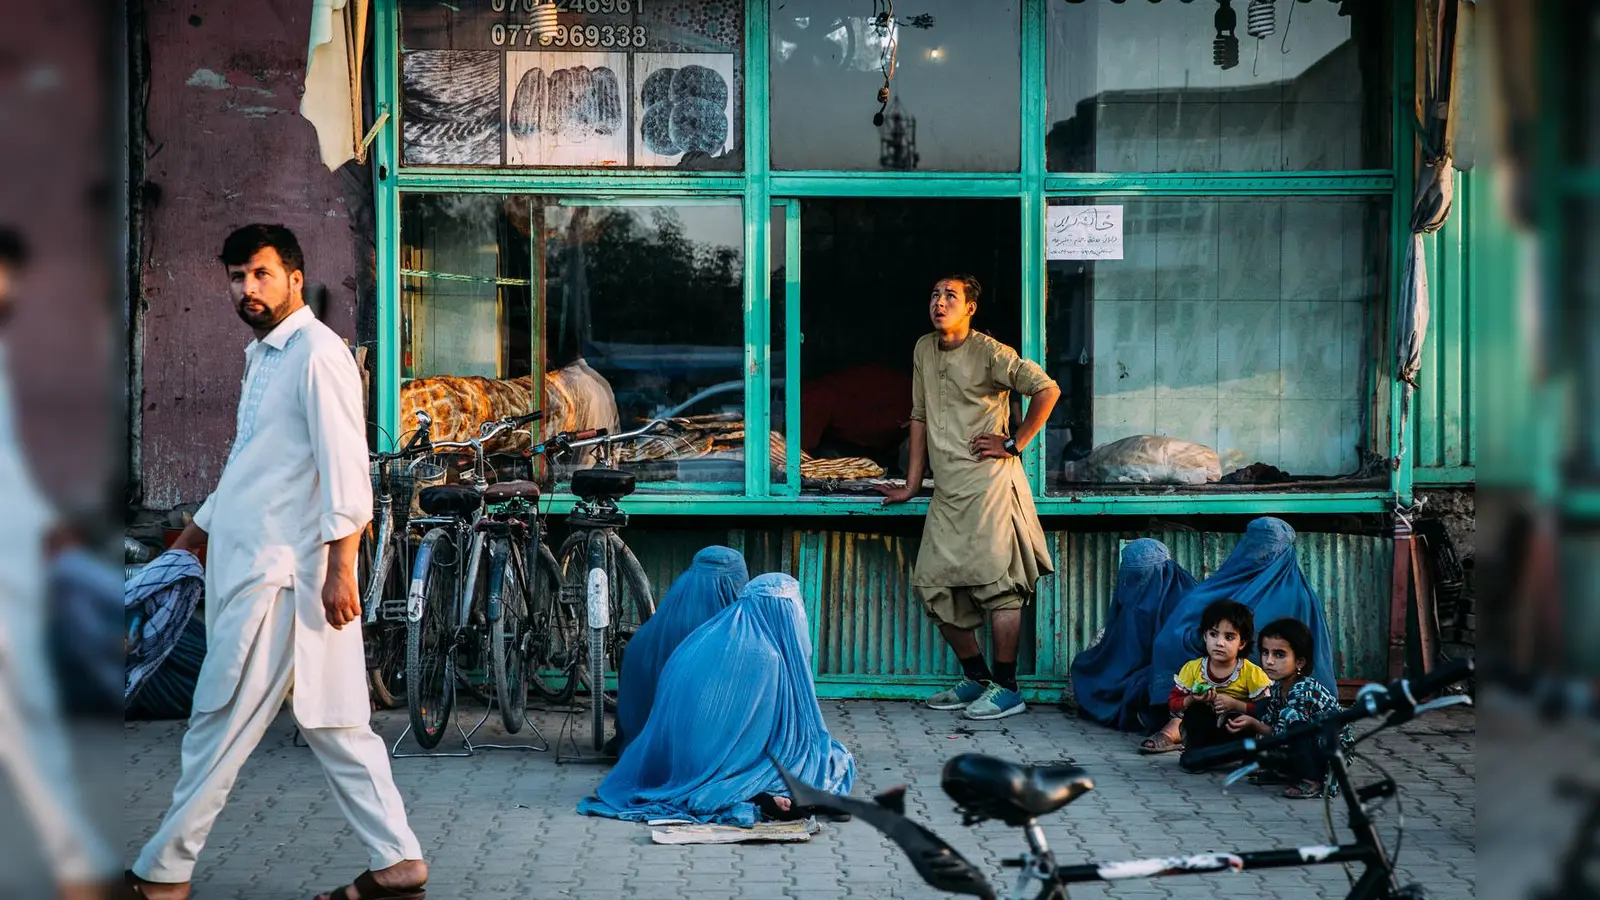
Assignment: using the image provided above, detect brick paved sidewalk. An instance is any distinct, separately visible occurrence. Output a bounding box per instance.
[119,700,1475,900]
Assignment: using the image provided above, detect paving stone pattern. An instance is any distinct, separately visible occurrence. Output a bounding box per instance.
[122,701,1476,899]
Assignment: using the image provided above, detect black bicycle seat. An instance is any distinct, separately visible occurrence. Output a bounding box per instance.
[484,480,540,505]
[572,467,636,501]
[940,754,1094,826]
[418,485,481,518]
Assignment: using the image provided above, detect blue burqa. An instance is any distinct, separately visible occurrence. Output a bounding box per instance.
[615,545,748,751]
[1148,517,1337,707]
[578,573,857,826]
[1069,539,1198,731]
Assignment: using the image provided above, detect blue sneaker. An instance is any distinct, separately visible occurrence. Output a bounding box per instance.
[925,677,987,711]
[963,683,1027,720]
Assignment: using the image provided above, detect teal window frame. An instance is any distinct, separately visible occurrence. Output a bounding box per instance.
[371,0,1414,518]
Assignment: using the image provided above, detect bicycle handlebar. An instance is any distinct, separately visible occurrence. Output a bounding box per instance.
[1181,658,1475,772]
[529,417,668,457]
[429,410,545,453]
[372,410,435,461]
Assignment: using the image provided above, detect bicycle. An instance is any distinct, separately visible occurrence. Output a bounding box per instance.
[528,420,662,752]
[360,409,441,709]
[403,410,543,749]
[778,658,1476,900]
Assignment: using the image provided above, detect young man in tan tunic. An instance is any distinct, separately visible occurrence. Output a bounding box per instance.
[881,275,1059,720]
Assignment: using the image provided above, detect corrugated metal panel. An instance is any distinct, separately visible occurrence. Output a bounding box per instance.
[620,523,1391,697]
[1043,528,1389,684]
[1416,168,1479,482]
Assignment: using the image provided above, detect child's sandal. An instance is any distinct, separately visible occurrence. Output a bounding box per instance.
[1283,780,1325,799]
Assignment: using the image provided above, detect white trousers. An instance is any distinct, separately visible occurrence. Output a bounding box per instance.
[132,590,421,883]
[0,653,116,883]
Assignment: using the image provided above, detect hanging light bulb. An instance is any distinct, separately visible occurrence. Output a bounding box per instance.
[1246,0,1275,38]
[1213,0,1240,70]
[531,1,559,38]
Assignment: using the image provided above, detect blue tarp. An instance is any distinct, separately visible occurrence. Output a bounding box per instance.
[616,545,748,752]
[1069,539,1198,731]
[1148,517,1337,707]
[578,573,856,826]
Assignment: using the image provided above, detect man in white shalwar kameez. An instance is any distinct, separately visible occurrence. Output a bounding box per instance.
[127,225,428,900]
[0,228,119,900]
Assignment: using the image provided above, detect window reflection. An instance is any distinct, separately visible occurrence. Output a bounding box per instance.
[770,0,1021,172]
[1046,1,1391,172]
[397,195,747,491]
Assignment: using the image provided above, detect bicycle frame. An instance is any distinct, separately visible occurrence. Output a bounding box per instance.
[1027,752,1399,900]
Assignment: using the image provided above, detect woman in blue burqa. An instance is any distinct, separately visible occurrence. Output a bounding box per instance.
[1068,539,1197,732]
[614,545,748,752]
[1148,517,1337,711]
[578,573,857,826]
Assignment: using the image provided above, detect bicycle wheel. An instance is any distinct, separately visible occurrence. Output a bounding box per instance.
[488,539,531,733]
[556,531,609,749]
[366,531,409,710]
[526,540,577,704]
[405,527,461,749]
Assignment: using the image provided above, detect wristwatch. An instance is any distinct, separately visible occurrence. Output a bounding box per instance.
[1003,438,1020,456]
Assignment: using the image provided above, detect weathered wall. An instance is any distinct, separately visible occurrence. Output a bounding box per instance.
[137,0,364,510]
[0,3,113,517]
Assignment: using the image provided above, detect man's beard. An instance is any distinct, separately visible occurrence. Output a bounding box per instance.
[0,302,12,328]
[236,297,282,329]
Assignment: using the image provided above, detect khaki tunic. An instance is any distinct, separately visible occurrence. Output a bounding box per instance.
[909,331,1057,591]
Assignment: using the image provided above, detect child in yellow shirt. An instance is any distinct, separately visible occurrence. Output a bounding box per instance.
[1140,599,1271,757]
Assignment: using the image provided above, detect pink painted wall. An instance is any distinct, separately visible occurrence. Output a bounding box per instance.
[138,0,362,510]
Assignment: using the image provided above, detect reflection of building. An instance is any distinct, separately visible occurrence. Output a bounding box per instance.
[877,97,920,170]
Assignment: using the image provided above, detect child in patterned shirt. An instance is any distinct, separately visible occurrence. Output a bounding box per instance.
[1142,599,1272,758]
[1226,617,1354,799]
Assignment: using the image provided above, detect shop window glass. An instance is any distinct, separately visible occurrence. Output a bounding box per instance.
[769,0,1021,172]
[1046,1,1391,173]
[791,198,1022,494]
[398,0,744,170]
[1042,195,1389,493]
[400,194,746,492]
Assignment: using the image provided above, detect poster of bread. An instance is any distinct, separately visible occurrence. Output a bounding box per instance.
[504,51,630,166]
[631,53,736,167]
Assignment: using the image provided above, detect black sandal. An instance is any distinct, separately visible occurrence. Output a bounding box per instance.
[316,870,427,900]
[752,792,853,823]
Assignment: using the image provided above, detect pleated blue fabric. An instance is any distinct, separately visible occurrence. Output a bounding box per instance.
[1148,517,1338,707]
[1069,539,1198,731]
[616,545,749,751]
[578,573,856,826]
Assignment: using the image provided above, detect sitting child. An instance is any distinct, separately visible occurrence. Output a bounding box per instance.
[1141,599,1271,757]
[1224,617,1354,799]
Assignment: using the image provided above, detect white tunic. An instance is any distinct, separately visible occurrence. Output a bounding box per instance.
[193,305,372,729]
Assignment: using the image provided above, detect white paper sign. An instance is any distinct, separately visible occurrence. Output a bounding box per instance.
[1047,205,1124,260]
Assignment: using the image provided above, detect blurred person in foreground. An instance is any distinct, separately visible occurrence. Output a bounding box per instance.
[0,227,119,898]
[125,225,428,900]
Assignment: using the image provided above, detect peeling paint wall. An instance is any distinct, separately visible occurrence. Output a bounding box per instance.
[138,0,362,510]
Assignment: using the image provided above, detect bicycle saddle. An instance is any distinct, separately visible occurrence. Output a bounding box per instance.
[941,754,1094,826]
[484,480,540,505]
[572,467,636,501]
[418,485,481,518]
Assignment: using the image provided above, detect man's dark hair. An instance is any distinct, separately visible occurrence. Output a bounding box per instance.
[0,227,29,268]
[219,224,305,274]
[940,273,982,305]
[1258,617,1314,668]
[1199,599,1255,655]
